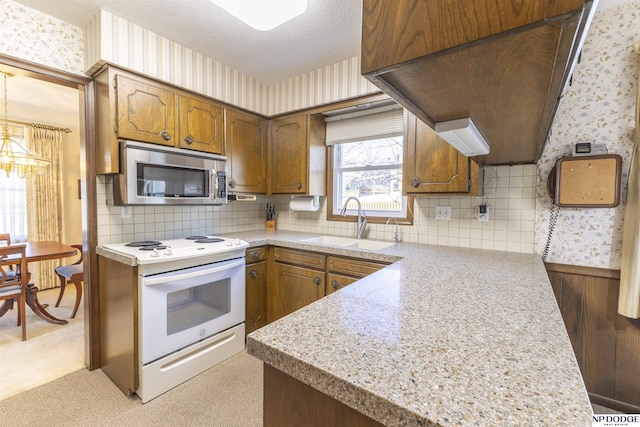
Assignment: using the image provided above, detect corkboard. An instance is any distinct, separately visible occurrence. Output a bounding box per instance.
[554,155,622,207]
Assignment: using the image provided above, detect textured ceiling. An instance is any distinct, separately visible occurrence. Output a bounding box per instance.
[2,0,629,131]
[13,0,363,84]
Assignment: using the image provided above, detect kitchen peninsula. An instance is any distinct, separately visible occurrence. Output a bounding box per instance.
[233,230,592,427]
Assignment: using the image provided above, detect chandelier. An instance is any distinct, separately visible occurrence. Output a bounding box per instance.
[0,71,50,178]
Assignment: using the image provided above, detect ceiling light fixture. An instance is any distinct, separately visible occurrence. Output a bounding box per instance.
[435,118,490,157]
[210,0,308,31]
[0,71,50,178]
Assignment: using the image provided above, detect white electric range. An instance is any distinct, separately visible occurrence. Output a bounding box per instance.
[102,235,249,403]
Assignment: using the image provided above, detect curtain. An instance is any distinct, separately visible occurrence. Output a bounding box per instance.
[26,127,64,290]
[619,41,640,319]
[0,126,28,241]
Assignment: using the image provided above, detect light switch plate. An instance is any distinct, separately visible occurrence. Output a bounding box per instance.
[435,205,451,220]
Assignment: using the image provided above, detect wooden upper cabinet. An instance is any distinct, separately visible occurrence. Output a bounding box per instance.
[361,0,596,165]
[115,75,177,147]
[404,113,481,195]
[226,110,267,193]
[95,67,229,173]
[269,115,307,194]
[268,114,326,195]
[178,95,224,154]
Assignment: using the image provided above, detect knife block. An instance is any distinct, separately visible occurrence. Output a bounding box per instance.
[266,217,276,231]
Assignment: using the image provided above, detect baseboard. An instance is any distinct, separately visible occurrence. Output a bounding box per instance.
[590,392,640,414]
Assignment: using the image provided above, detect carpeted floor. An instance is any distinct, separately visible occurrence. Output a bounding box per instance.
[0,286,84,400]
[0,350,263,427]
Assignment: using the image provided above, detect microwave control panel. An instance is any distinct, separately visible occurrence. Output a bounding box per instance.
[216,171,227,199]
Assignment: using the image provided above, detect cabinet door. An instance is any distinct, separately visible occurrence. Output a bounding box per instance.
[326,272,358,295]
[271,263,324,322]
[404,113,471,193]
[269,115,307,194]
[116,75,176,147]
[245,261,267,336]
[226,110,267,193]
[178,95,225,154]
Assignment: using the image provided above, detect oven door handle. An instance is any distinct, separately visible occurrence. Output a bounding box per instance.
[143,258,245,286]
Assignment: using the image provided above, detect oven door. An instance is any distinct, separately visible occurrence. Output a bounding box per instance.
[139,257,245,364]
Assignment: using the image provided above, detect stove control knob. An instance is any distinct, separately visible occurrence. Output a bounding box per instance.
[164,246,173,255]
[150,248,160,257]
[234,239,241,245]
[225,240,233,246]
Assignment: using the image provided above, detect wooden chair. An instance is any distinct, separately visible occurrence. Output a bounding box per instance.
[54,244,83,318]
[0,244,28,341]
[0,233,16,280]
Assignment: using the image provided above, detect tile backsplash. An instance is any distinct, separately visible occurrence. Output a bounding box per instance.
[97,164,537,253]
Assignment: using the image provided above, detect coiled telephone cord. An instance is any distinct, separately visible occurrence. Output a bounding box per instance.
[542,204,559,262]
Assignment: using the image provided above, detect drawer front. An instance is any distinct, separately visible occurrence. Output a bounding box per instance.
[327,256,388,278]
[246,246,266,264]
[274,247,326,270]
[326,273,359,295]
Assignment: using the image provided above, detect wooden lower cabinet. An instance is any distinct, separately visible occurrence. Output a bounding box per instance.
[326,272,358,295]
[326,255,389,295]
[261,248,389,327]
[245,247,267,337]
[546,263,640,412]
[264,364,384,427]
[98,255,138,396]
[245,260,267,336]
[270,262,325,322]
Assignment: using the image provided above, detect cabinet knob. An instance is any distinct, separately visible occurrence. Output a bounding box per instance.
[313,276,321,286]
[160,130,171,141]
[331,279,340,290]
[251,251,260,260]
[229,179,237,189]
[248,268,256,279]
[296,182,302,189]
[184,135,194,145]
[410,177,421,188]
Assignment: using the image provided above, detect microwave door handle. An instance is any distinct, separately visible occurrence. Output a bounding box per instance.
[143,258,245,286]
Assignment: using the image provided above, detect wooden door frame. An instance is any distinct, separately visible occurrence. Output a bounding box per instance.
[0,54,100,370]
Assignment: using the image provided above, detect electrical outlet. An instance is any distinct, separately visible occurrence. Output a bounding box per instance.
[435,205,451,220]
[477,205,489,222]
[121,206,131,219]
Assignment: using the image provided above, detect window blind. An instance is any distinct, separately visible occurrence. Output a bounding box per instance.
[324,104,404,146]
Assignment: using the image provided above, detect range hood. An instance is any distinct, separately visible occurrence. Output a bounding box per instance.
[361,0,599,165]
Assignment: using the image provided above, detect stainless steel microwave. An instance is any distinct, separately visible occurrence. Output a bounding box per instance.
[113,141,228,206]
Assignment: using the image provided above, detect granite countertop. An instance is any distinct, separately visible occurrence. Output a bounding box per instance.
[231,230,592,427]
[96,230,592,426]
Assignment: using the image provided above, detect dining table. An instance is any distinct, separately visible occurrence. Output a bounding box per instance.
[0,241,78,325]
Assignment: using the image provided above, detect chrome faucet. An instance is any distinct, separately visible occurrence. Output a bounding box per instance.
[340,196,367,239]
[386,217,400,242]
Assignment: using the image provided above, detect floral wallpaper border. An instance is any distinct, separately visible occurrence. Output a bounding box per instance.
[0,0,83,75]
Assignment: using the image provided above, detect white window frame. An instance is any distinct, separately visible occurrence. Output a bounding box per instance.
[331,139,407,218]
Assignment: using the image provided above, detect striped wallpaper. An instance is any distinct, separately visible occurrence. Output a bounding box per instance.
[84,10,378,116]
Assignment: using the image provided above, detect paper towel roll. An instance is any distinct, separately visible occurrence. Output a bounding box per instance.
[289,196,320,212]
